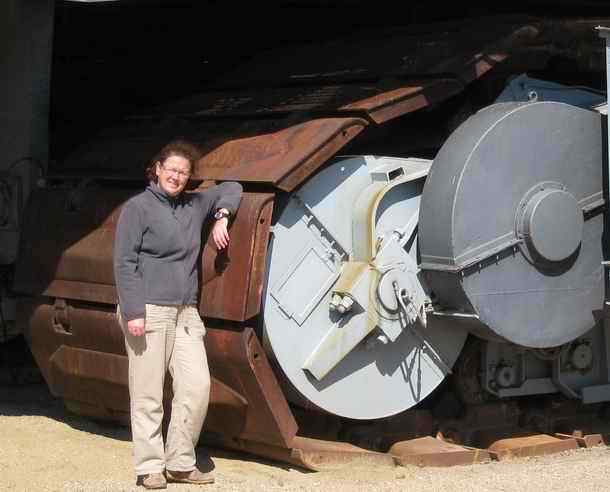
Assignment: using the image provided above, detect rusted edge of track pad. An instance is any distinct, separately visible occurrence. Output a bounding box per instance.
[555,432,606,448]
[209,435,395,472]
[488,434,579,461]
[205,327,298,448]
[389,436,491,467]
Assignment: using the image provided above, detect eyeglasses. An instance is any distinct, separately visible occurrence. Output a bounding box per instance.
[161,164,191,179]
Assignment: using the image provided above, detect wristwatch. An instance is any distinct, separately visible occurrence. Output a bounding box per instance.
[214,208,231,220]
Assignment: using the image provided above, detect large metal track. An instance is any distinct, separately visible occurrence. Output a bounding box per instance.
[13,15,610,469]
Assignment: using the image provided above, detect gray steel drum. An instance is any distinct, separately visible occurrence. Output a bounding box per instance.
[263,156,467,419]
[419,102,604,348]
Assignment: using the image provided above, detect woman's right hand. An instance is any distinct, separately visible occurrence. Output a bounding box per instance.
[127,318,145,337]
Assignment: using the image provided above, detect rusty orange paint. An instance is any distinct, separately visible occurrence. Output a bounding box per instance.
[201,192,275,321]
[193,117,368,191]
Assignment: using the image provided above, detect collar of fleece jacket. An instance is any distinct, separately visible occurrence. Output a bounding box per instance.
[147,181,189,210]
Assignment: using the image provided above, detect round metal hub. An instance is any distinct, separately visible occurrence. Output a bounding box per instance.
[521,188,583,262]
[495,365,517,388]
[419,102,604,348]
[263,156,466,419]
[570,343,593,370]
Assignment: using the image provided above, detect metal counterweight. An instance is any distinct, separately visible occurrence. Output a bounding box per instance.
[419,102,605,349]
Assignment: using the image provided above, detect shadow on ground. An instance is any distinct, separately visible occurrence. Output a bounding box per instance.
[0,374,307,474]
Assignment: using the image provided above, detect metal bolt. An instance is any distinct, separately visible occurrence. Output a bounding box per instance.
[337,296,354,314]
[376,334,390,345]
[329,293,342,312]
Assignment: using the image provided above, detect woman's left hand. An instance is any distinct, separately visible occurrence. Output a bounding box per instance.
[211,217,230,250]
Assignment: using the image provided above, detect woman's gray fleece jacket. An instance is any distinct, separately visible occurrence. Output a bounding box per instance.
[113,181,243,321]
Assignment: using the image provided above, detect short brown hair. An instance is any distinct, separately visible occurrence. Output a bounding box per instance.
[145,139,201,183]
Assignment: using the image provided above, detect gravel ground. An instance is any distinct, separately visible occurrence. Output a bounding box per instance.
[2,383,610,492]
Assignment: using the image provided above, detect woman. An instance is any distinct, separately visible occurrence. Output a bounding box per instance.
[113,140,242,489]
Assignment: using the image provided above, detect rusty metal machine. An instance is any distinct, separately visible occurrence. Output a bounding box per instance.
[7,13,610,467]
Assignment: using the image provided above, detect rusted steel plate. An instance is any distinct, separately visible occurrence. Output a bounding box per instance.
[49,345,130,416]
[13,188,127,301]
[14,188,274,322]
[189,24,538,188]
[20,298,297,448]
[342,25,538,124]
[146,84,407,119]
[18,299,129,422]
[20,299,126,364]
[389,436,491,467]
[430,24,538,79]
[49,21,540,192]
[204,327,298,447]
[209,436,395,472]
[193,117,367,191]
[200,192,274,321]
[50,19,541,196]
[205,377,249,438]
[341,79,464,124]
[488,434,578,461]
[555,432,606,448]
[53,116,367,191]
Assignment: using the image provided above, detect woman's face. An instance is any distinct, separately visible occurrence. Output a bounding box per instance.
[155,155,191,197]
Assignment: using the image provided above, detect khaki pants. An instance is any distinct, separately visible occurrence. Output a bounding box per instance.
[119,304,210,475]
